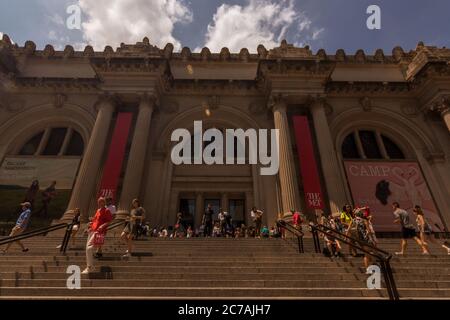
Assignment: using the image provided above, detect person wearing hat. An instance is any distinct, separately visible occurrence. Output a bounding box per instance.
[1,202,32,253]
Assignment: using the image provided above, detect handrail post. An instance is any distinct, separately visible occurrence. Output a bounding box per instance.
[61,223,74,254]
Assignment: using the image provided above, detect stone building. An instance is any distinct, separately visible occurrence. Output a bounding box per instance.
[0,34,449,231]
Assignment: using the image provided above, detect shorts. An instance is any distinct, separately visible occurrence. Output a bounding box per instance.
[402,227,417,239]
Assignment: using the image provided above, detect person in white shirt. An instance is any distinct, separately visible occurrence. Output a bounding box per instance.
[218,209,226,236]
[106,197,116,216]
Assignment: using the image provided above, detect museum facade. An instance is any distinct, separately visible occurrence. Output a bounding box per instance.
[0,34,449,232]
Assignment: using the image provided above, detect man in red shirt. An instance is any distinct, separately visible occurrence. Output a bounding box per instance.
[82,197,112,274]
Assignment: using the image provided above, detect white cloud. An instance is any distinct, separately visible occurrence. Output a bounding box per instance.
[78,0,193,50]
[312,28,324,40]
[200,0,324,53]
[47,13,65,27]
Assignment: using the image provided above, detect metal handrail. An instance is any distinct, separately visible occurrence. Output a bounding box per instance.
[276,220,304,253]
[0,223,69,246]
[310,223,399,300]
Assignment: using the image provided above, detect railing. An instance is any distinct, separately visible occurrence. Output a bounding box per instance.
[0,223,70,247]
[276,220,304,253]
[60,218,127,254]
[310,223,399,300]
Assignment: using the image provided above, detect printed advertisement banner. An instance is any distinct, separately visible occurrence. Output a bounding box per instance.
[293,116,324,210]
[0,156,81,228]
[344,161,445,232]
[97,112,133,201]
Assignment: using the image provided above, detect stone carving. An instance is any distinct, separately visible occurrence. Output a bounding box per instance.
[54,93,67,108]
[42,44,55,58]
[268,40,312,59]
[359,97,372,111]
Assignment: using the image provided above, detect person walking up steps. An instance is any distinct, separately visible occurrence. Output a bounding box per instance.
[392,202,429,255]
[82,197,112,274]
[250,207,263,238]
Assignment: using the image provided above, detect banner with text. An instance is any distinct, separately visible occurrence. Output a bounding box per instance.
[0,156,80,225]
[344,161,445,232]
[293,116,324,210]
[97,112,133,202]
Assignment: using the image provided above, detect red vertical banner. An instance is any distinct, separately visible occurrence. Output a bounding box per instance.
[97,112,133,202]
[293,116,324,209]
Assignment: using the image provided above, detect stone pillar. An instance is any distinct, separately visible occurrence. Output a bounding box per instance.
[310,98,348,214]
[221,192,229,213]
[195,192,204,228]
[116,95,156,218]
[272,97,301,215]
[431,98,450,133]
[63,96,116,221]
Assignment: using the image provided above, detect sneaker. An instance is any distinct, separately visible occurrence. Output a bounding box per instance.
[81,267,95,274]
[22,248,29,253]
[94,252,103,258]
[395,252,404,255]
[122,252,131,259]
[56,245,62,249]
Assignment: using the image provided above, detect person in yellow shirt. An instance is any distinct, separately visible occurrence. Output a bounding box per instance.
[340,204,358,257]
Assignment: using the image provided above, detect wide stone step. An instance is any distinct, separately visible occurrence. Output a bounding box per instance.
[0,287,387,298]
[4,279,369,289]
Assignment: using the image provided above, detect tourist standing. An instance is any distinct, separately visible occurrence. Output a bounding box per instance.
[1,202,32,253]
[120,199,146,259]
[82,197,112,274]
[250,207,263,238]
[202,204,214,237]
[392,202,429,255]
[341,204,358,257]
[292,209,303,231]
[218,209,226,236]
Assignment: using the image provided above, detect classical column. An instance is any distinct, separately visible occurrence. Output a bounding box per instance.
[195,192,204,228]
[63,96,116,221]
[310,98,348,214]
[431,97,450,133]
[271,96,301,215]
[116,94,156,218]
[221,192,229,213]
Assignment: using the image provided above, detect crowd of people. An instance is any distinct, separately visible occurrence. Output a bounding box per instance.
[2,196,450,273]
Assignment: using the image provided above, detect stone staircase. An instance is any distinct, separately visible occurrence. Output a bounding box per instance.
[0,233,449,299]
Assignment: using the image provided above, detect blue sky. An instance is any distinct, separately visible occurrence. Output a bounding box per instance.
[0,0,449,53]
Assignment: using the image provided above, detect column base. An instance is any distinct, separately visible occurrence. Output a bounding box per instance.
[114,209,130,221]
[60,209,84,223]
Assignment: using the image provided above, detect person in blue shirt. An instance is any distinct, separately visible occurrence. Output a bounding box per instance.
[1,202,31,253]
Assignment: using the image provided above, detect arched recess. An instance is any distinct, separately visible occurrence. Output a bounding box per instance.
[0,103,95,160]
[330,107,450,228]
[144,103,273,226]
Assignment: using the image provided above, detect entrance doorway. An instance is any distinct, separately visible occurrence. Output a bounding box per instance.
[179,198,195,229]
[204,199,220,222]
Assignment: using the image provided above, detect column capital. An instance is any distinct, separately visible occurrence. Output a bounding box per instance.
[268,93,287,113]
[94,92,118,112]
[138,92,158,109]
[430,95,450,116]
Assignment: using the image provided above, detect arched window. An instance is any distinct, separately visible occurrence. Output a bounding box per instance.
[19,131,44,155]
[341,130,405,160]
[18,128,84,157]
